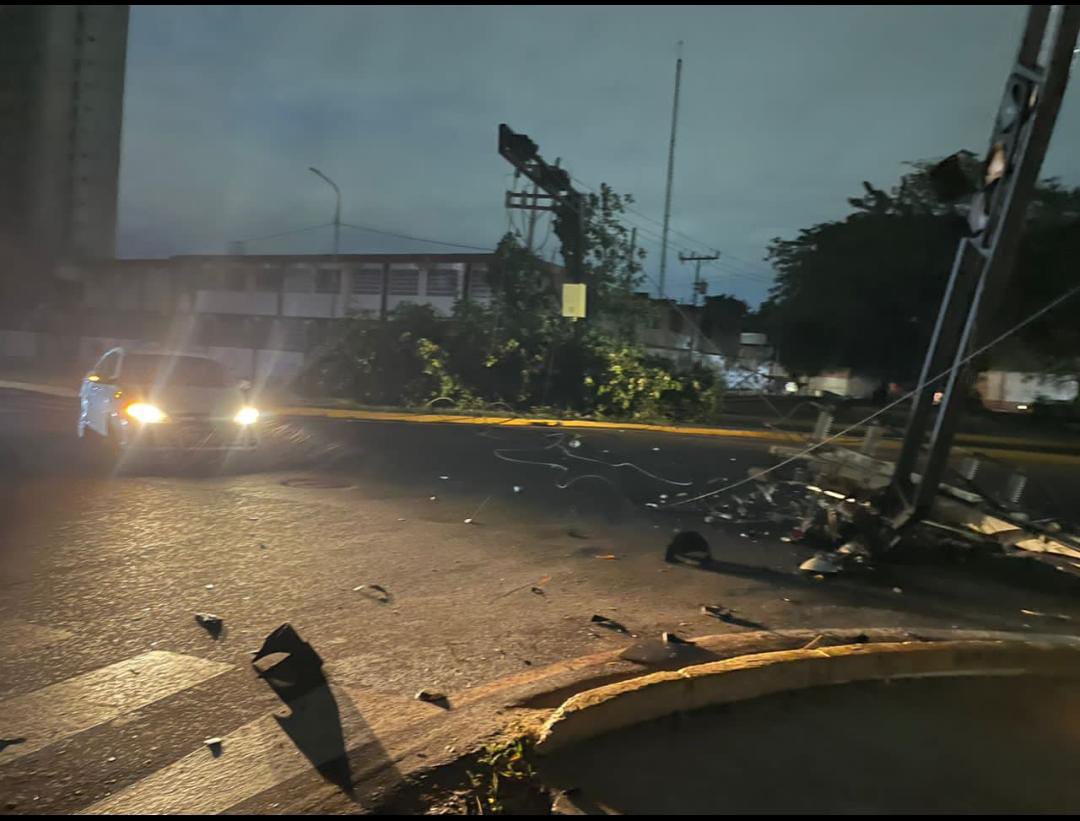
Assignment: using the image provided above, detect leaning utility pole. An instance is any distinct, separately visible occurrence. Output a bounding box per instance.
[659,41,684,299]
[886,5,1080,526]
[498,124,586,287]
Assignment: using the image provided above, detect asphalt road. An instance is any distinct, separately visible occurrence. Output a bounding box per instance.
[3,387,1080,814]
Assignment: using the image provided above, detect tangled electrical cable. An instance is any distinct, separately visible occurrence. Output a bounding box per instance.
[490,430,692,492]
[664,279,1080,510]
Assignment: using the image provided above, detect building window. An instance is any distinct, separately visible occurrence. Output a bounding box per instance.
[468,264,492,300]
[256,268,283,291]
[315,268,341,294]
[427,264,461,297]
[389,265,420,295]
[351,264,384,294]
[225,268,247,292]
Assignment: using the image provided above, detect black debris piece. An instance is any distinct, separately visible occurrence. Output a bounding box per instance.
[251,623,324,671]
[700,604,767,630]
[662,631,694,645]
[0,738,26,753]
[590,614,630,634]
[194,612,224,638]
[665,530,712,564]
[567,528,588,540]
[204,737,224,757]
[530,586,545,595]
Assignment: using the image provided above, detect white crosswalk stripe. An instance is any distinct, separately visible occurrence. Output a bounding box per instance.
[82,684,433,815]
[0,651,232,766]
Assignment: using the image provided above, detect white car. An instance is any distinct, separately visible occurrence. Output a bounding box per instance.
[78,348,261,454]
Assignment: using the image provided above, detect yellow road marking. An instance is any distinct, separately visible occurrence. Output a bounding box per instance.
[0,651,232,766]
[4,379,1077,458]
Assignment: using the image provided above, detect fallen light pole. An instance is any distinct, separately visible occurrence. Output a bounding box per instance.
[884,5,1080,530]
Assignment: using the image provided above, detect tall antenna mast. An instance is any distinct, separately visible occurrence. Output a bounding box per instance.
[659,40,684,299]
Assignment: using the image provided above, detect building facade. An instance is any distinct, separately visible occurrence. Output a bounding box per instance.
[0,5,128,268]
[0,252,496,388]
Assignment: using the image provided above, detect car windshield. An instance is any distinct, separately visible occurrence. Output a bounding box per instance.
[120,354,230,387]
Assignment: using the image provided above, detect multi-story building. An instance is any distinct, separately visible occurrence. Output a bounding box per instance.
[0,252,498,387]
[0,5,128,274]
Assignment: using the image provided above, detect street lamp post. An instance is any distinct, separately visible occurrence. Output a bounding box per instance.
[309,166,342,317]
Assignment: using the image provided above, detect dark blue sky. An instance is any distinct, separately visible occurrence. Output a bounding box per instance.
[117,5,1080,306]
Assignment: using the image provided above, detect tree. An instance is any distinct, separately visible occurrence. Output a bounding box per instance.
[764,158,1080,382]
[300,183,728,422]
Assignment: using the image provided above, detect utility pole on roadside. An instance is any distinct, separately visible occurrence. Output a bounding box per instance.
[525,180,541,252]
[309,166,342,318]
[678,251,719,365]
[659,41,684,299]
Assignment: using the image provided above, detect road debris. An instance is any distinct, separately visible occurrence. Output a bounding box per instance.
[204,737,223,756]
[463,494,492,526]
[590,614,630,634]
[1020,608,1072,621]
[354,583,391,603]
[700,604,766,629]
[595,553,618,560]
[567,528,588,539]
[513,485,524,493]
[415,690,450,709]
[438,475,450,480]
[799,552,842,575]
[531,586,545,595]
[204,584,215,590]
[0,738,26,753]
[662,631,694,645]
[802,634,825,650]
[251,623,323,672]
[568,438,582,449]
[194,612,224,638]
[665,530,712,564]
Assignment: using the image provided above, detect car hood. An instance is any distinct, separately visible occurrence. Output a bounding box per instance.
[127,384,247,418]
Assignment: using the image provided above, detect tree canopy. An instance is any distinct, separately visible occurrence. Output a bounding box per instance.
[764,159,1080,381]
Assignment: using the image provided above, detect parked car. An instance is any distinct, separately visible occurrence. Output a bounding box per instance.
[78,348,260,454]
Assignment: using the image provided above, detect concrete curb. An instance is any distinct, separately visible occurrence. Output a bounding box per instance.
[253,628,1077,814]
[4,378,1079,460]
[532,636,1080,755]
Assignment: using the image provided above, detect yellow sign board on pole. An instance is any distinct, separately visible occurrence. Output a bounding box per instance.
[561,283,587,319]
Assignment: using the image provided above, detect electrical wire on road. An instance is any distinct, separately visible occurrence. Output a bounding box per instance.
[664,279,1080,510]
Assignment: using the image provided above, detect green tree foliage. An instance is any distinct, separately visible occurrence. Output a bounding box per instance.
[301,185,727,422]
[764,159,1080,381]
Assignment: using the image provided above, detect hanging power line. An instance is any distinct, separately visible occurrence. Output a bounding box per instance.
[666,278,1080,509]
[338,222,493,252]
[569,175,773,284]
[234,222,333,247]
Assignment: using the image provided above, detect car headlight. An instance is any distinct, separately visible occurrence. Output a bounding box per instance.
[126,402,167,424]
[234,406,259,425]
